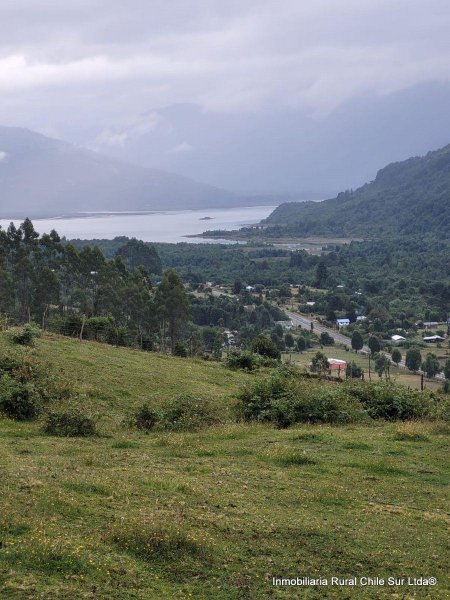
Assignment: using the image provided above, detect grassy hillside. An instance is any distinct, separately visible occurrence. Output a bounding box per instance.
[0,335,449,599]
[264,144,450,237]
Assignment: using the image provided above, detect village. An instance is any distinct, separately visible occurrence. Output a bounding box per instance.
[197,280,450,392]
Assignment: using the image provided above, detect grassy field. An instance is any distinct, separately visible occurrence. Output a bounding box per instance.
[0,335,449,599]
[284,347,444,392]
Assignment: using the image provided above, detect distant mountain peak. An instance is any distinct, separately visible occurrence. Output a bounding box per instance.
[0,126,274,218]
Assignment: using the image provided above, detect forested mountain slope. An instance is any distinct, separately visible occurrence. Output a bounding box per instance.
[265,144,450,236]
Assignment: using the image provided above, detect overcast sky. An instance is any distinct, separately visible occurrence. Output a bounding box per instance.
[1,0,450,193]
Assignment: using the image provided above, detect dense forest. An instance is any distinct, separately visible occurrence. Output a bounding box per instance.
[70,235,450,324]
[0,220,287,354]
[263,143,450,236]
[1,218,448,362]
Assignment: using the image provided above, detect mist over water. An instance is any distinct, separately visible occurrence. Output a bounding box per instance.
[0,205,276,243]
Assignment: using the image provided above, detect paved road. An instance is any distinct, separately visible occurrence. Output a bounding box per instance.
[285,310,362,349]
[285,309,446,379]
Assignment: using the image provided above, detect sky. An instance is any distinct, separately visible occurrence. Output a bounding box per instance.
[1,0,450,194]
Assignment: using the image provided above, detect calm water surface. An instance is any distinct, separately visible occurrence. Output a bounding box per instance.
[0,206,276,243]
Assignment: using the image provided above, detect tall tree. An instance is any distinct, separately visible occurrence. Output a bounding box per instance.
[405,348,422,372]
[351,331,364,352]
[116,239,162,274]
[391,348,402,366]
[155,269,190,352]
[368,335,381,356]
[421,353,440,378]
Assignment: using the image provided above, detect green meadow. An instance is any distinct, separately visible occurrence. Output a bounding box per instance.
[0,335,448,599]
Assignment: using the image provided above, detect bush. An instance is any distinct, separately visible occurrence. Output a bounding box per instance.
[173,343,188,357]
[44,410,97,437]
[0,349,74,420]
[8,324,41,347]
[251,335,281,359]
[344,380,434,421]
[226,350,257,371]
[236,372,367,428]
[0,376,42,420]
[236,370,445,428]
[346,361,363,379]
[319,331,334,346]
[134,404,158,431]
[159,394,220,431]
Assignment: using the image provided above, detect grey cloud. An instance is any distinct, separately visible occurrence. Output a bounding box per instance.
[0,1,449,191]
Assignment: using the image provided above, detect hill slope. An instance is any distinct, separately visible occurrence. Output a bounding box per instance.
[0,126,260,218]
[264,144,450,236]
[0,334,448,599]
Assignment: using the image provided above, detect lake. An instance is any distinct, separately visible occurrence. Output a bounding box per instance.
[0,205,276,244]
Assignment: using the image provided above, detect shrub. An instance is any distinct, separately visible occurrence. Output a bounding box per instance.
[310,351,329,376]
[44,410,97,437]
[173,343,188,357]
[159,394,220,431]
[226,350,257,371]
[8,324,41,347]
[236,373,298,426]
[0,376,42,420]
[344,380,433,421]
[251,335,281,359]
[134,404,158,431]
[236,372,367,428]
[0,349,73,421]
[319,331,334,346]
[346,361,363,379]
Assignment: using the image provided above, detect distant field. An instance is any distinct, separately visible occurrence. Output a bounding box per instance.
[0,335,449,599]
[285,347,443,392]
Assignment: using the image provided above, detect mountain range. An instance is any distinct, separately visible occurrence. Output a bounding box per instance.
[0,127,286,218]
[264,143,450,237]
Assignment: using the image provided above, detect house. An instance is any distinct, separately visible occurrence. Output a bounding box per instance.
[245,285,255,292]
[306,301,316,307]
[356,316,367,322]
[275,320,294,329]
[328,358,347,371]
[423,321,439,329]
[224,330,237,346]
[391,334,406,343]
[423,335,445,343]
[336,318,350,328]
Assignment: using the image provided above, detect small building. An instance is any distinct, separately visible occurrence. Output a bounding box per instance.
[224,330,237,346]
[423,335,445,343]
[423,321,439,329]
[356,316,367,322]
[328,358,347,371]
[243,304,256,312]
[391,334,406,343]
[336,318,350,328]
[275,320,294,329]
[245,285,255,292]
[306,301,316,307]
